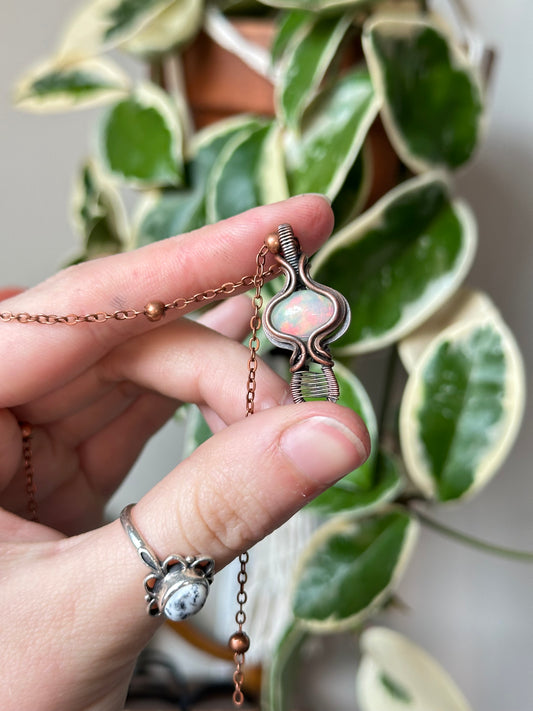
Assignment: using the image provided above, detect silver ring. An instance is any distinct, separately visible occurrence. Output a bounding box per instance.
[120,504,215,621]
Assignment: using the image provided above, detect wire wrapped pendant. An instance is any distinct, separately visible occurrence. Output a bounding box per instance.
[263,224,350,403]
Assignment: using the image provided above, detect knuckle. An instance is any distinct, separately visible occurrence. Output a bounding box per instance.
[180,477,266,559]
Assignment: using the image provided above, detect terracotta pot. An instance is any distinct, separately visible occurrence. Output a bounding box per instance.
[182,17,399,206]
[183,19,275,128]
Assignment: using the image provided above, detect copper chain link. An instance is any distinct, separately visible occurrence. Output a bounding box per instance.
[0,263,278,326]
[231,244,270,706]
[5,245,277,708]
[20,423,38,523]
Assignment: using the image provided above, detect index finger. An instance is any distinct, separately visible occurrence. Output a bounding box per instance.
[0,195,333,407]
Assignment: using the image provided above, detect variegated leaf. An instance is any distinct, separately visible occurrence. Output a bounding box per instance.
[292,508,419,630]
[135,116,263,244]
[331,142,372,229]
[271,10,311,66]
[70,158,128,261]
[264,622,308,711]
[14,56,128,113]
[263,0,368,9]
[206,121,288,223]
[58,0,175,57]
[312,173,477,354]
[356,627,472,711]
[99,82,185,187]
[363,15,484,172]
[275,14,352,130]
[310,364,403,515]
[399,295,525,501]
[285,69,379,200]
[121,0,204,57]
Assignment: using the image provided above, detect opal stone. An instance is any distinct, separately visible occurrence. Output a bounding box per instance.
[271,291,334,339]
[163,581,208,621]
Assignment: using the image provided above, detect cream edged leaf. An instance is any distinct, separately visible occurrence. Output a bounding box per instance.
[362,14,484,172]
[399,296,525,501]
[14,56,129,113]
[58,0,175,57]
[312,172,477,355]
[121,0,205,57]
[292,508,419,630]
[356,627,473,711]
[98,82,185,187]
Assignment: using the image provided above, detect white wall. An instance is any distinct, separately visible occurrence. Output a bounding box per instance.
[1,1,532,709]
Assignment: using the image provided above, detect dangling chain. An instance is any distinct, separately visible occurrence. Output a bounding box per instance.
[4,242,279,708]
[229,243,270,706]
[20,422,38,523]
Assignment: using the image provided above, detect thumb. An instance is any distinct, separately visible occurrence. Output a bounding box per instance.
[12,403,368,710]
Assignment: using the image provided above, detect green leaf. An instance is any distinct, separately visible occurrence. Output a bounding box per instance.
[263,622,308,711]
[271,10,312,66]
[311,450,403,516]
[135,190,205,246]
[70,159,128,261]
[59,0,175,56]
[400,306,525,502]
[263,0,367,9]
[105,0,171,42]
[363,16,484,171]
[99,83,184,187]
[285,69,379,200]
[292,508,418,630]
[379,673,413,703]
[207,121,289,222]
[356,627,473,711]
[182,404,212,459]
[312,173,477,354]
[331,142,371,229]
[275,14,352,130]
[121,0,205,57]
[14,57,128,113]
[309,363,402,515]
[135,117,262,244]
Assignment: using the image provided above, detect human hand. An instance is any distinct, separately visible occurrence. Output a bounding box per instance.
[0,195,369,711]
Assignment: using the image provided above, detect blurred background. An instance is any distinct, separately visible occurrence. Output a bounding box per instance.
[1,1,532,709]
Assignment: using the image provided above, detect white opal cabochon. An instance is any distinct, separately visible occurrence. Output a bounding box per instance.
[163,581,208,621]
[270,291,335,339]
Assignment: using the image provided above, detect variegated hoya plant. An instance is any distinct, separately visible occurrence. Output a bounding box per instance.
[15,0,528,708]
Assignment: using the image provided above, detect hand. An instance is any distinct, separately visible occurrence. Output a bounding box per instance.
[0,195,369,711]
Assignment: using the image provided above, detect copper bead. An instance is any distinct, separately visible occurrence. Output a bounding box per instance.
[265,232,281,254]
[144,300,166,322]
[229,631,250,654]
[20,423,32,439]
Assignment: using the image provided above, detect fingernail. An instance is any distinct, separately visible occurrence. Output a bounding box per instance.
[281,416,369,484]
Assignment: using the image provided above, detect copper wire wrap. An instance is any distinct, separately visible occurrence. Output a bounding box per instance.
[263,224,350,403]
[290,365,340,403]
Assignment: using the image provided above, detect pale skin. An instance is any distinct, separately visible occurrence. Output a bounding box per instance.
[0,195,370,711]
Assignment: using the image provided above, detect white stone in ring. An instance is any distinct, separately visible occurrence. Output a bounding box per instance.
[163,581,209,621]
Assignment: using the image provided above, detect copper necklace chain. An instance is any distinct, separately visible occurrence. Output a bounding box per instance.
[5,242,278,708]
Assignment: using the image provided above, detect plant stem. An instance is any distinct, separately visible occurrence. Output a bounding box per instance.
[414,509,533,562]
[149,59,168,92]
[378,346,399,441]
